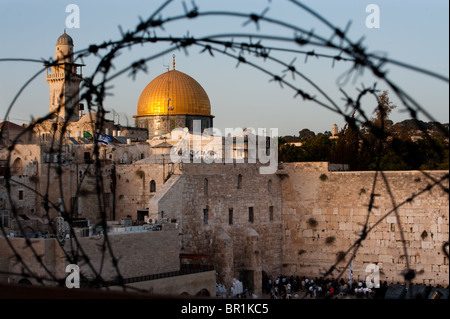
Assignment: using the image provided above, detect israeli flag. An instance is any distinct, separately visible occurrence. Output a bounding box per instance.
[348,254,354,286]
[97,134,113,145]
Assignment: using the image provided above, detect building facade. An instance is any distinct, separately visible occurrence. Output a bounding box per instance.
[134,57,214,137]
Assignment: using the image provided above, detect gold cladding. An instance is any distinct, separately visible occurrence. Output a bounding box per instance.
[136,70,211,117]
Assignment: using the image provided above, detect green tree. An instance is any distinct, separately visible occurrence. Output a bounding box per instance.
[300,134,334,161]
[371,90,397,132]
[330,112,361,169]
[299,128,316,140]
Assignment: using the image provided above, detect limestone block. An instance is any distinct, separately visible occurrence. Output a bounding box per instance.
[378,255,393,263]
[432,265,440,273]
[371,231,383,242]
[327,222,338,230]
[421,241,431,249]
[302,229,313,238]
[386,216,396,224]
[430,224,437,233]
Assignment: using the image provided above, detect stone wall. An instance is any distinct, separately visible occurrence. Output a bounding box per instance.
[119,270,216,297]
[0,237,66,285]
[2,153,449,293]
[73,230,180,281]
[114,163,179,221]
[148,163,283,295]
[281,162,449,286]
[0,229,180,285]
[37,163,115,223]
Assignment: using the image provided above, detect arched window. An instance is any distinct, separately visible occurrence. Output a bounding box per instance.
[123,152,128,164]
[12,158,23,175]
[196,289,211,296]
[204,178,208,195]
[237,174,242,189]
[150,180,156,193]
[18,278,32,285]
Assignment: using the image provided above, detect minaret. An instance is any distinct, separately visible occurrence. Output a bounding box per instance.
[45,31,84,122]
[332,124,339,136]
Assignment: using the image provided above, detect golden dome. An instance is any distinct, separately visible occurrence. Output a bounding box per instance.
[136,69,211,117]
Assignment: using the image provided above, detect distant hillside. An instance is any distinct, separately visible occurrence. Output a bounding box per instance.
[390,119,449,137]
[281,135,302,143]
[284,120,449,141]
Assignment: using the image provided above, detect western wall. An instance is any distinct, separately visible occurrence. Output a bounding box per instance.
[280,162,449,286]
[1,155,448,295]
[144,161,448,294]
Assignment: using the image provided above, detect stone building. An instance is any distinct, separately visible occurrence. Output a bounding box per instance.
[45,30,83,122]
[134,56,214,137]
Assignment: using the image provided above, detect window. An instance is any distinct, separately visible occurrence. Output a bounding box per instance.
[137,210,149,222]
[58,198,65,213]
[150,180,156,193]
[104,193,110,209]
[268,179,272,193]
[203,209,209,225]
[18,190,24,201]
[204,178,208,195]
[237,174,242,189]
[269,206,274,221]
[0,211,10,228]
[71,197,78,216]
[12,158,23,175]
[228,208,233,225]
[248,207,254,223]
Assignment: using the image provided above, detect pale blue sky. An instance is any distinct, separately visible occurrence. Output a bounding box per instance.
[0,0,448,136]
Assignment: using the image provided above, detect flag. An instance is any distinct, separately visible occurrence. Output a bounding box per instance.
[97,134,113,145]
[348,254,354,287]
[83,131,93,139]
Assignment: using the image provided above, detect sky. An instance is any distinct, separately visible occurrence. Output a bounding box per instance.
[0,0,448,137]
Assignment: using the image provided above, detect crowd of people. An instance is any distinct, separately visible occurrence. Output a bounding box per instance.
[263,275,389,299]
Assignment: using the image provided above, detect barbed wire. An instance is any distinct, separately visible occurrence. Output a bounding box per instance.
[0,0,448,297]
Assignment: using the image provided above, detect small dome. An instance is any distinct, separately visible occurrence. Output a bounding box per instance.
[136,69,211,117]
[57,31,73,46]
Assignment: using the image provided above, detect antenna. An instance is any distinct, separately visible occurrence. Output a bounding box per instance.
[165,56,174,134]
[163,55,169,72]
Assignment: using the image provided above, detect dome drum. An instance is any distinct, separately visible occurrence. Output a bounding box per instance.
[135,114,213,136]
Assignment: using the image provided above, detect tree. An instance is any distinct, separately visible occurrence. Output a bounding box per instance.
[300,134,334,161]
[299,128,316,140]
[372,90,397,132]
[329,111,361,169]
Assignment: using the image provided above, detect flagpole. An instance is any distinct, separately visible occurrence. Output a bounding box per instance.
[348,253,354,289]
